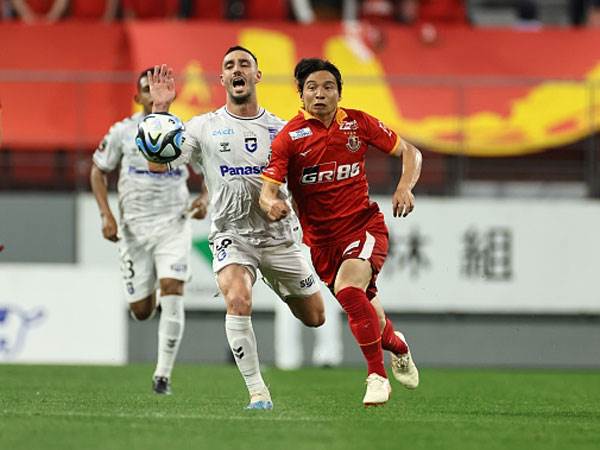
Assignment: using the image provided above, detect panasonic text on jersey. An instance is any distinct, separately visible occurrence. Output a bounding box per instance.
[219,165,266,176]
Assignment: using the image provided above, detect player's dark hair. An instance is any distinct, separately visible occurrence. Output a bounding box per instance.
[224,46,258,66]
[294,58,343,96]
[138,67,154,90]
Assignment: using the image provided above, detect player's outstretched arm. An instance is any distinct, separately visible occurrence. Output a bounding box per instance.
[259,179,290,221]
[392,138,422,218]
[189,176,209,220]
[148,64,176,113]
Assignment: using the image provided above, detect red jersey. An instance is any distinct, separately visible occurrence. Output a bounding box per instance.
[262,108,401,247]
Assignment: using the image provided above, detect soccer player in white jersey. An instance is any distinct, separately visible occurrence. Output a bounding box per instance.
[147,47,326,410]
[90,69,209,395]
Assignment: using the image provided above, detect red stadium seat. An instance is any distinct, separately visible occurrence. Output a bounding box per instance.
[69,0,112,20]
[246,0,288,21]
[122,0,180,19]
[189,0,225,19]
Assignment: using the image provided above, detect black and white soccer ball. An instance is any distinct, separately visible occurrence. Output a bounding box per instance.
[136,113,185,164]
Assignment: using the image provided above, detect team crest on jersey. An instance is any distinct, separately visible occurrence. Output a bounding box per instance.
[244,132,258,153]
[219,142,231,152]
[289,127,312,141]
[339,120,358,131]
[346,133,361,152]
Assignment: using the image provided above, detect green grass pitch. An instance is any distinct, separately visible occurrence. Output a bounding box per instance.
[1,364,599,450]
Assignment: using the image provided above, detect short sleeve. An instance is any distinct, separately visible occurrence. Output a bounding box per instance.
[92,123,124,172]
[168,116,201,169]
[361,111,401,155]
[262,131,291,185]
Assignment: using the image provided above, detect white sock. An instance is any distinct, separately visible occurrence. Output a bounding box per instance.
[274,300,303,370]
[225,314,267,395]
[154,295,185,379]
[313,296,343,367]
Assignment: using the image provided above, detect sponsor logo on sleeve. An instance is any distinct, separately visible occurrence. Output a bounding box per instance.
[289,127,312,141]
[378,120,393,137]
[170,263,188,273]
[268,127,279,142]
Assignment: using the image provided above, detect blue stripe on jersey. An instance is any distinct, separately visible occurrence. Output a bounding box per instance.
[127,166,183,178]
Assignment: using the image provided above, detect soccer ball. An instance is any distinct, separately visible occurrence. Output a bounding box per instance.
[136,113,185,164]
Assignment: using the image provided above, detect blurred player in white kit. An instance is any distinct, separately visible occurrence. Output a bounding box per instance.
[90,68,208,395]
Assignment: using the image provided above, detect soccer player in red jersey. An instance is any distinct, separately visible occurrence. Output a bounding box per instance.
[260,58,422,406]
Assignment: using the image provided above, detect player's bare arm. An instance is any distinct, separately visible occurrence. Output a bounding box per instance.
[392,138,422,218]
[148,64,176,113]
[90,164,119,242]
[189,177,209,220]
[259,179,290,221]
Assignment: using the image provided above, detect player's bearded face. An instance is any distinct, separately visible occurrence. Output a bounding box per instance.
[301,71,340,119]
[221,50,261,104]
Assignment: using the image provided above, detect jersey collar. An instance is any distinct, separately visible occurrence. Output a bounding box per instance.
[300,108,348,126]
[224,105,265,120]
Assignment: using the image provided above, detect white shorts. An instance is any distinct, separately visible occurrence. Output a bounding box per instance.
[118,219,191,302]
[211,233,320,300]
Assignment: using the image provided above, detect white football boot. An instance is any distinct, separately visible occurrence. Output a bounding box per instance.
[246,387,273,410]
[362,373,392,406]
[391,331,419,389]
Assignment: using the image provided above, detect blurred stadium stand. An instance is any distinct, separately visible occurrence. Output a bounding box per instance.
[1,2,598,197]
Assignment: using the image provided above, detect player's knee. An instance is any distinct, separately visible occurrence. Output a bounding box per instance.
[309,312,326,328]
[333,280,366,295]
[130,297,155,321]
[225,294,252,316]
[160,278,184,296]
[301,308,325,328]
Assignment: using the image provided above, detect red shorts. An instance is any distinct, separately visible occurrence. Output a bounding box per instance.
[310,214,388,300]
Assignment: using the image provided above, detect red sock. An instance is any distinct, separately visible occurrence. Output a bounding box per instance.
[381,318,408,355]
[336,287,386,378]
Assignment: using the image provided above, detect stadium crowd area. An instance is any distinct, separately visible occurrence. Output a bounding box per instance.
[1,0,599,195]
[0,0,599,27]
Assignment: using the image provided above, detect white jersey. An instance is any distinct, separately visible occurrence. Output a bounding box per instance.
[177,106,298,246]
[93,112,190,239]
